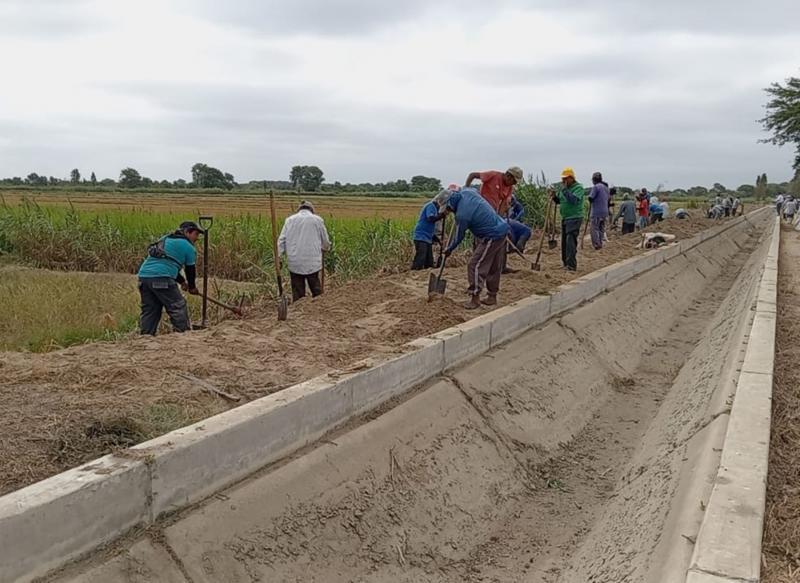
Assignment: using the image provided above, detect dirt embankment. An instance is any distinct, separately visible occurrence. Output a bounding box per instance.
[0,216,726,496]
[762,224,800,582]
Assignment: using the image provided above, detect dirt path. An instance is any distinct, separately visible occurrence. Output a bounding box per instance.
[0,217,725,496]
[762,223,800,582]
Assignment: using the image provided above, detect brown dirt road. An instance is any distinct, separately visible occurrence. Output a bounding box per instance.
[0,217,724,496]
[762,223,800,582]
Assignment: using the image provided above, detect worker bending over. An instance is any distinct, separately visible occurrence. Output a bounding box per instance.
[614,193,637,234]
[137,220,203,335]
[443,187,509,310]
[464,166,523,215]
[411,189,451,270]
[552,167,585,271]
[278,201,331,302]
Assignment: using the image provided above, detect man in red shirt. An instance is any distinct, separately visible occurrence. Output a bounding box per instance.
[636,191,650,230]
[464,166,523,216]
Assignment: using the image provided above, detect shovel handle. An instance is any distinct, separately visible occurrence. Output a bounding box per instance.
[437,220,458,280]
[533,197,553,266]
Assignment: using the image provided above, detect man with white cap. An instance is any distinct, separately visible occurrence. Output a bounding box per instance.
[464,166,524,216]
[278,200,331,302]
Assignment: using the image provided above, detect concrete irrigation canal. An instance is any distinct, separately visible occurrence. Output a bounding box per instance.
[1,209,778,582]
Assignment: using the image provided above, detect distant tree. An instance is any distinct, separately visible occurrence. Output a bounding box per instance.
[173,179,187,188]
[289,165,324,191]
[791,169,800,196]
[90,171,97,186]
[736,184,755,196]
[48,176,61,186]
[119,167,143,188]
[711,182,727,194]
[688,186,709,197]
[191,163,235,190]
[25,172,48,186]
[70,168,81,183]
[754,174,768,200]
[99,178,116,186]
[760,75,800,169]
[9,176,23,185]
[290,165,304,189]
[410,175,442,192]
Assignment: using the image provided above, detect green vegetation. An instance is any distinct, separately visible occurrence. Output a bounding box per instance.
[760,75,800,170]
[0,200,416,282]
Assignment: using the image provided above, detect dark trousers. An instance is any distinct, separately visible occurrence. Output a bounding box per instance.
[138,277,190,335]
[411,240,435,270]
[290,271,322,302]
[561,218,582,271]
[621,222,636,234]
[468,237,506,296]
[724,207,730,217]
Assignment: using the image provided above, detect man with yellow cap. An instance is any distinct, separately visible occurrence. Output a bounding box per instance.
[464,166,523,216]
[552,167,585,271]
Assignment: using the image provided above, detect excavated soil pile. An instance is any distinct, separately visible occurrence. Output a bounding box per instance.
[0,217,734,496]
[762,224,800,583]
[51,212,772,582]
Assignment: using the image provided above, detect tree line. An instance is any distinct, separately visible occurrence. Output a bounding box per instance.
[0,162,444,195]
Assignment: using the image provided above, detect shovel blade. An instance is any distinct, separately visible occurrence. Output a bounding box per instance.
[427,272,447,300]
[277,296,289,321]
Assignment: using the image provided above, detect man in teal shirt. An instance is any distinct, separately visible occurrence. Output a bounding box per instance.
[552,167,585,271]
[137,221,202,335]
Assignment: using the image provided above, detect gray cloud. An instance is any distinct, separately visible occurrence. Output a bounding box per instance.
[0,0,798,189]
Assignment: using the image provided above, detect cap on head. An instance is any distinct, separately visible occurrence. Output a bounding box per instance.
[592,171,603,182]
[506,166,524,183]
[447,183,459,191]
[298,200,315,213]
[560,167,576,180]
[179,220,204,234]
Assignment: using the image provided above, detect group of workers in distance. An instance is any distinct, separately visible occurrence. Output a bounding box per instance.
[411,167,682,309]
[706,194,743,220]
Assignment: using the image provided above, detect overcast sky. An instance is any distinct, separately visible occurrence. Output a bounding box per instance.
[1,0,798,189]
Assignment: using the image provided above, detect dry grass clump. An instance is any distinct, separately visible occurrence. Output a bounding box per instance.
[0,265,140,351]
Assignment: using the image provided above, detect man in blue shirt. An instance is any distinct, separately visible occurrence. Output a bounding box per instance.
[509,195,525,221]
[137,221,202,335]
[443,187,509,309]
[411,189,452,270]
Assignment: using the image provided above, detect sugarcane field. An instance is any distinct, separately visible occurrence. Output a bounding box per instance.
[1,2,800,583]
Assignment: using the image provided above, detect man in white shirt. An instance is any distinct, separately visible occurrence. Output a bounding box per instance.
[278,200,331,301]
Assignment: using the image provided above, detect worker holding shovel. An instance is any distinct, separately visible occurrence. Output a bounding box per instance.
[137,220,203,335]
[277,200,331,302]
[551,167,585,272]
[441,187,509,310]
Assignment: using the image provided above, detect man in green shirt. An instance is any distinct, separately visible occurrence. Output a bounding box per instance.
[551,167,585,271]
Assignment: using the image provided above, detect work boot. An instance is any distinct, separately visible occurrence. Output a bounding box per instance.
[464,295,481,310]
[481,294,497,306]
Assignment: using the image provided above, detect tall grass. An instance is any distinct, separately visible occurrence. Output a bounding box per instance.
[0,199,416,283]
